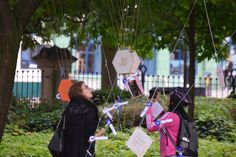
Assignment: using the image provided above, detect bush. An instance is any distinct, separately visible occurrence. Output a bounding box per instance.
[97,96,148,132]
[7,96,236,142]
[195,97,236,142]
[8,98,64,132]
[92,87,131,105]
[100,96,236,142]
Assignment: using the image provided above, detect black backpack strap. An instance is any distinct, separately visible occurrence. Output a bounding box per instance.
[163,128,184,156]
[162,128,176,147]
[56,105,69,129]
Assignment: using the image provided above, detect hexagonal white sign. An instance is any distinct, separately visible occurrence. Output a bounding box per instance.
[112,49,140,73]
[130,50,140,73]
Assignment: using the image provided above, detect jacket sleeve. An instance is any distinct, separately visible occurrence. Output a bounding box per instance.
[146,107,159,132]
[83,109,98,141]
[159,113,178,129]
[146,109,178,132]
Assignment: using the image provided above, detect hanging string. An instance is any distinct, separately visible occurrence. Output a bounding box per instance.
[133,0,141,49]
[129,2,135,46]
[116,0,128,46]
[115,0,125,47]
[106,0,121,47]
[123,1,130,46]
[85,41,121,157]
[138,85,161,127]
[43,0,236,156]
[171,0,198,54]
[59,0,71,76]
[138,0,234,143]
[85,69,120,156]
[147,0,166,97]
[118,0,128,46]
[137,0,198,128]
[85,112,105,157]
[45,0,62,71]
[204,0,217,53]
[148,0,157,44]
[217,30,236,55]
[52,0,72,78]
[128,0,140,48]
[152,83,196,150]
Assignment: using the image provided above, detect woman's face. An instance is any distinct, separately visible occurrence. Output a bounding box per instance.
[80,84,93,100]
[151,92,161,102]
[163,95,171,112]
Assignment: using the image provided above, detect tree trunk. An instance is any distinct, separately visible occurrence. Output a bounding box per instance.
[187,1,196,121]
[101,44,117,89]
[0,33,21,142]
[0,0,42,142]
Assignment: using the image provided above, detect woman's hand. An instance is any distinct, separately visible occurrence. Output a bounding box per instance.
[95,128,105,136]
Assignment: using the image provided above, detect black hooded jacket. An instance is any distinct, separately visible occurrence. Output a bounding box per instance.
[63,96,99,157]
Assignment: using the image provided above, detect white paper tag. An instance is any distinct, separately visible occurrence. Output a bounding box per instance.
[126,127,153,157]
[151,101,164,119]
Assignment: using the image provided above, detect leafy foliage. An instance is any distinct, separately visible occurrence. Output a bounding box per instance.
[7,96,236,142]
[195,97,236,142]
[0,131,52,157]
[3,96,236,156]
[24,0,236,59]
[92,87,131,105]
[8,98,64,132]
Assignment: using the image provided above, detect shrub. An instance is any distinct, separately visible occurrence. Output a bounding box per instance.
[195,97,236,142]
[97,96,148,132]
[8,98,64,132]
[8,95,236,142]
[92,87,131,105]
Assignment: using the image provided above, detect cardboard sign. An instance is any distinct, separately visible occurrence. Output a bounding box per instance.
[126,127,153,157]
[58,79,73,102]
[112,49,140,74]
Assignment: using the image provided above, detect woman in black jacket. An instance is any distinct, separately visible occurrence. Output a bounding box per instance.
[63,81,105,157]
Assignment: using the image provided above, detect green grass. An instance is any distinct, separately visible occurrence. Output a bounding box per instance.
[1,96,235,156]
[0,131,52,157]
[1,130,235,157]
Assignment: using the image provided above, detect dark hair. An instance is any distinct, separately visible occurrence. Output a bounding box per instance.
[68,81,85,98]
[149,87,160,99]
[169,101,188,119]
[148,87,171,99]
[169,87,192,119]
[170,87,192,107]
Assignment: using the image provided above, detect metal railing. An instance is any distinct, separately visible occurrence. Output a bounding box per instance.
[12,70,232,102]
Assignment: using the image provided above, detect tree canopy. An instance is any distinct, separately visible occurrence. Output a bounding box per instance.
[0,0,236,141]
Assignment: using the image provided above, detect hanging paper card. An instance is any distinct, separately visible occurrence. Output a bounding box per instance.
[151,101,164,119]
[127,76,144,98]
[126,127,153,157]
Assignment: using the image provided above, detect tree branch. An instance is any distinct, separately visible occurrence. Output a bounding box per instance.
[14,0,43,29]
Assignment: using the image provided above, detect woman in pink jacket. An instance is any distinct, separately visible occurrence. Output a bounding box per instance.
[146,88,190,157]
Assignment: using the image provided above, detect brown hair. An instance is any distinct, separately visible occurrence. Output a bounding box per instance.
[68,81,85,98]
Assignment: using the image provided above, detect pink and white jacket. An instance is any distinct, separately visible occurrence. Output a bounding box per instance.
[146,108,180,157]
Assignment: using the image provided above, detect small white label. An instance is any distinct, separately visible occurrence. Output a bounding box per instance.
[161,119,173,124]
